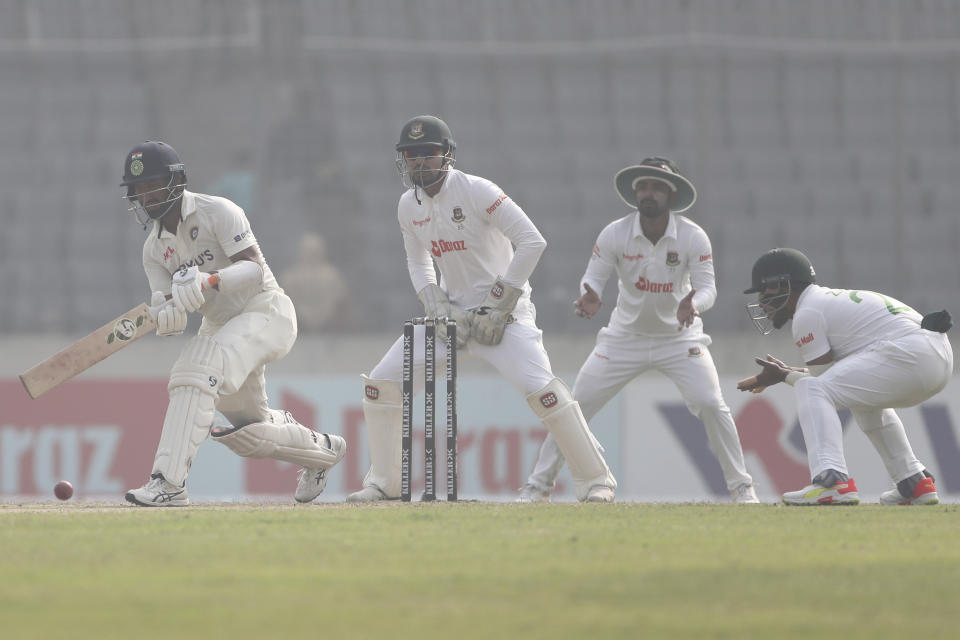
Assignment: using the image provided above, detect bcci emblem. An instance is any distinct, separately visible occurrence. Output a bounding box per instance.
[408,121,424,140]
[190,226,199,240]
[130,152,144,177]
[666,251,680,267]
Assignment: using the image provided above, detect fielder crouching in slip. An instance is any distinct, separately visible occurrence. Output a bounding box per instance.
[349,116,616,503]
[120,141,346,507]
[739,247,953,506]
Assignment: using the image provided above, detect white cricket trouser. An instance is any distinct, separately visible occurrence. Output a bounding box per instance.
[526,327,753,492]
[362,319,583,496]
[794,331,953,483]
[199,290,297,426]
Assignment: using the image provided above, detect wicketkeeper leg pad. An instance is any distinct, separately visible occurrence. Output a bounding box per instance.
[153,335,225,486]
[211,412,344,469]
[525,378,616,501]
[359,375,403,498]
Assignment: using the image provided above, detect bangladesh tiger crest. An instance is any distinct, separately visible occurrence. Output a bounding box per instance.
[452,207,465,223]
[666,251,680,267]
[408,121,424,140]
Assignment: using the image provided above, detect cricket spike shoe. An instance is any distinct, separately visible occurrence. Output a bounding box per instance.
[516,483,552,503]
[782,477,860,506]
[125,473,189,507]
[731,483,760,504]
[294,434,348,503]
[879,477,939,506]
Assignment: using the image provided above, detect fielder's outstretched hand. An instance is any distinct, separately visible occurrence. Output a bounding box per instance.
[677,288,699,330]
[574,283,601,319]
[737,354,797,393]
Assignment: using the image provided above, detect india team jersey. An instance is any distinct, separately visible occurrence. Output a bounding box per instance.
[791,284,925,363]
[142,190,280,326]
[583,212,717,337]
[398,169,545,319]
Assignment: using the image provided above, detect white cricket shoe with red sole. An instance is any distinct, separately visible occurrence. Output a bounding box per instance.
[783,478,860,505]
[879,477,939,505]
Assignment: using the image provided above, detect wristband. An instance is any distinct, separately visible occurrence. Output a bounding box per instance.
[784,370,810,386]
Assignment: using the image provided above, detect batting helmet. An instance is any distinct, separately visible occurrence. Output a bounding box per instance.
[396,115,456,152]
[744,248,817,294]
[395,116,457,191]
[120,141,186,224]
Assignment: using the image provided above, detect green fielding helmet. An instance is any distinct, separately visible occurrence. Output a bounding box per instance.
[744,248,817,294]
[396,115,456,151]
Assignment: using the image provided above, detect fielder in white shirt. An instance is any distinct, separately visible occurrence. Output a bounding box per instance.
[739,247,953,505]
[120,141,345,507]
[348,115,616,503]
[519,157,758,504]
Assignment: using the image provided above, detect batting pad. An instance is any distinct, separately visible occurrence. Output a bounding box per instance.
[152,336,225,486]
[359,375,403,498]
[212,419,343,469]
[525,378,616,501]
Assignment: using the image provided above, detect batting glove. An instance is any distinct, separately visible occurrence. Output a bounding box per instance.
[171,265,208,313]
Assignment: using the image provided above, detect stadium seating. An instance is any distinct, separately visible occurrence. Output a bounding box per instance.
[0,0,958,333]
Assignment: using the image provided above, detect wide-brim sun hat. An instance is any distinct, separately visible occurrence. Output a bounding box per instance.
[614,156,696,212]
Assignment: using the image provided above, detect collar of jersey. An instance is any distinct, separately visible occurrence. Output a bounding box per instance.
[631,211,677,243]
[154,189,198,239]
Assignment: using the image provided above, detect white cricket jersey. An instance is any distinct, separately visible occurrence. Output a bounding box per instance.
[791,284,925,363]
[142,189,280,326]
[583,212,717,337]
[399,169,546,320]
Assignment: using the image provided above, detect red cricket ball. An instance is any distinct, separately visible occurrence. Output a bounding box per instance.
[54,480,74,501]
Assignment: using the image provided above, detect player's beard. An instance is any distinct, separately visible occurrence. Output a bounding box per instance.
[410,162,445,189]
[638,197,665,219]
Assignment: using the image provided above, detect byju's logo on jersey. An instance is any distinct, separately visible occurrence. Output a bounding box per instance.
[666,251,680,267]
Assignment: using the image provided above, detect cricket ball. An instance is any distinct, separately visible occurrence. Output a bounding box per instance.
[54,480,74,501]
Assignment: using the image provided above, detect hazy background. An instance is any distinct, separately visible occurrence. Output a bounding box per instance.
[1,0,958,367]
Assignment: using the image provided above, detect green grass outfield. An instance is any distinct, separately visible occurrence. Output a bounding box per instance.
[1,502,958,639]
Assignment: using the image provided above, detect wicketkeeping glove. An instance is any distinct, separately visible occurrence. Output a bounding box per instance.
[417,283,471,348]
[470,277,522,346]
[171,265,208,313]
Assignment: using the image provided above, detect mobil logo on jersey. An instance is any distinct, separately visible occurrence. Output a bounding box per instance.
[431,238,467,258]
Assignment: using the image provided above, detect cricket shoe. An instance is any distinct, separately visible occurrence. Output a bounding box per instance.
[731,483,760,504]
[294,434,348,503]
[585,485,615,503]
[879,477,939,506]
[125,473,189,507]
[345,485,389,503]
[782,478,860,506]
[516,483,552,503]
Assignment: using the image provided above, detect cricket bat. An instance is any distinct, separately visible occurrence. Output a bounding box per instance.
[19,303,159,399]
[19,274,220,399]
